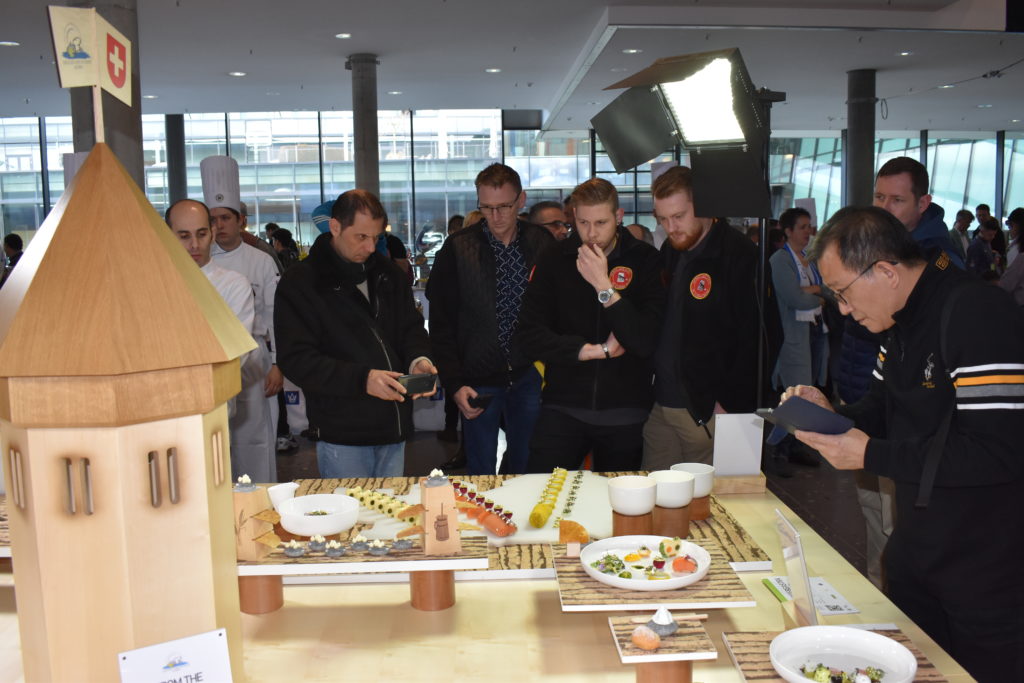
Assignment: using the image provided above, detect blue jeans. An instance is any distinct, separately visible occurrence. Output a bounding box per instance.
[316,441,405,478]
[461,366,542,475]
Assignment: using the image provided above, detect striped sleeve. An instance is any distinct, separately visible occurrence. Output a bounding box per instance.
[952,363,1024,410]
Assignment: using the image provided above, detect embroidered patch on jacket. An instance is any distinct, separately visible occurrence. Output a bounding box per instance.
[689,273,712,299]
[610,266,633,290]
[935,252,950,270]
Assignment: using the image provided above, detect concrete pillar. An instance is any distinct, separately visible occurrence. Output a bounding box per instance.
[845,69,876,206]
[165,114,187,205]
[69,0,144,189]
[346,53,380,196]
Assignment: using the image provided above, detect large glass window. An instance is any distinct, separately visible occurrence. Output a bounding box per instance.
[928,136,997,217]
[505,129,590,205]
[0,117,43,241]
[769,137,843,224]
[1005,134,1024,216]
[410,110,501,260]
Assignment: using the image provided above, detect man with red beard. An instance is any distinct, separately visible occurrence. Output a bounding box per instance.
[642,166,761,469]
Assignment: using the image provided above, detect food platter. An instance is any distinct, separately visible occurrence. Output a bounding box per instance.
[580,535,711,592]
[769,626,917,683]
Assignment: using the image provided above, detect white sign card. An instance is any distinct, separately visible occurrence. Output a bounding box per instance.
[712,413,764,476]
[118,628,233,683]
[773,508,817,626]
[762,575,859,615]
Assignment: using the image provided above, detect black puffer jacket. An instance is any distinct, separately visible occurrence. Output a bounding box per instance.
[515,227,665,411]
[275,233,431,446]
[426,219,553,392]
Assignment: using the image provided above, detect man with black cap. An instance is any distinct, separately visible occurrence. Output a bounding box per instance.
[275,189,436,478]
[202,155,280,478]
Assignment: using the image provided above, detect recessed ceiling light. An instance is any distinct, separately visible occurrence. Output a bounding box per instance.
[141,94,157,99]
[335,33,352,39]
[387,90,402,95]
[938,84,954,89]
[622,48,642,54]
[485,68,501,73]
[977,104,993,108]
[227,71,246,77]
[266,91,281,96]
[1012,119,1021,123]
[897,51,913,57]
[0,41,19,47]
[610,67,629,72]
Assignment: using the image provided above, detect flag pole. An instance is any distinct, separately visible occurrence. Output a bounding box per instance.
[92,85,105,144]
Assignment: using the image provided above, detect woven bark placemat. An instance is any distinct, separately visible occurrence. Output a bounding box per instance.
[553,538,756,611]
[721,630,948,682]
[609,615,718,663]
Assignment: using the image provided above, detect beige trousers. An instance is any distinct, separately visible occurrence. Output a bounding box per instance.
[642,403,716,470]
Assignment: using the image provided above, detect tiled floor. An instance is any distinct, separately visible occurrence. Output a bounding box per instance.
[277,429,869,578]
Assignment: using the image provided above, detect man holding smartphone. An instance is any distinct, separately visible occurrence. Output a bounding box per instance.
[275,189,436,478]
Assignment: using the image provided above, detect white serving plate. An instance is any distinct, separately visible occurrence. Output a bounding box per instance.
[580,535,711,592]
[769,626,917,683]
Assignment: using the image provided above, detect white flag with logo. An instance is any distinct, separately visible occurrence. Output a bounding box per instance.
[48,5,132,106]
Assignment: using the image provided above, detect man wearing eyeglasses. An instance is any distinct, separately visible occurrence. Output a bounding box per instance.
[784,206,1024,683]
[528,200,571,241]
[427,163,555,475]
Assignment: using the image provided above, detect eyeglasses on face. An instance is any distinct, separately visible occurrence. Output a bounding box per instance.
[477,191,521,215]
[832,259,897,306]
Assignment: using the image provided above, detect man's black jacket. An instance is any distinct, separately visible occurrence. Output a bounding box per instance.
[515,227,665,412]
[662,220,761,424]
[426,219,553,392]
[275,232,431,446]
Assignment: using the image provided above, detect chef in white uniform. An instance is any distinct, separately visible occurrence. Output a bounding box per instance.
[165,200,263,473]
[201,156,279,482]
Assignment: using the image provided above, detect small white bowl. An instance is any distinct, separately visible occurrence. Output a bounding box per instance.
[648,470,695,508]
[670,462,715,498]
[607,475,657,516]
[276,493,359,537]
[769,626,917,683]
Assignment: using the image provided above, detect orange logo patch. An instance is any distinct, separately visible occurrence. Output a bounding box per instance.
[610,266,633,290]
[935,252,950,271]
[690,273,712,299]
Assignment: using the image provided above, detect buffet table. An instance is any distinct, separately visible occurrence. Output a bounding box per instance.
[0,483,971,682]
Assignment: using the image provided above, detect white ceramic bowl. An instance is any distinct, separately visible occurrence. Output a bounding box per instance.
[648,470,695,508]
[670,463,715,498]
[607,475,657,516]
[276,493,359,537]
[580,535,711,591]
[769,626,917,683]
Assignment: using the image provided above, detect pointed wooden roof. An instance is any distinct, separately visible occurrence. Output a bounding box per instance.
[0,143,256,378]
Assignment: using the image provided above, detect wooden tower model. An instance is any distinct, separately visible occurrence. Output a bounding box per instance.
[0,144,256,682]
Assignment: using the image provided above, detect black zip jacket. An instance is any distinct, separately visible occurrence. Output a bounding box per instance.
[274,233,431,446]
[660,221,761,424]
[838,253,1024,583]
[514,227,665,411]
[426,219,554,392]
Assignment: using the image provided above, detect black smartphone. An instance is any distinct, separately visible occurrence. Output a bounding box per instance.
[397,373,437,394]
[467,393,494,409]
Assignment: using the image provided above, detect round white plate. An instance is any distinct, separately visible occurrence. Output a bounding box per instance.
[579,535,711,592]
[769,626,917,683]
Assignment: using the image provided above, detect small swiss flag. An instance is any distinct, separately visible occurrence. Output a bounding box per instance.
[106,34,127,89]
